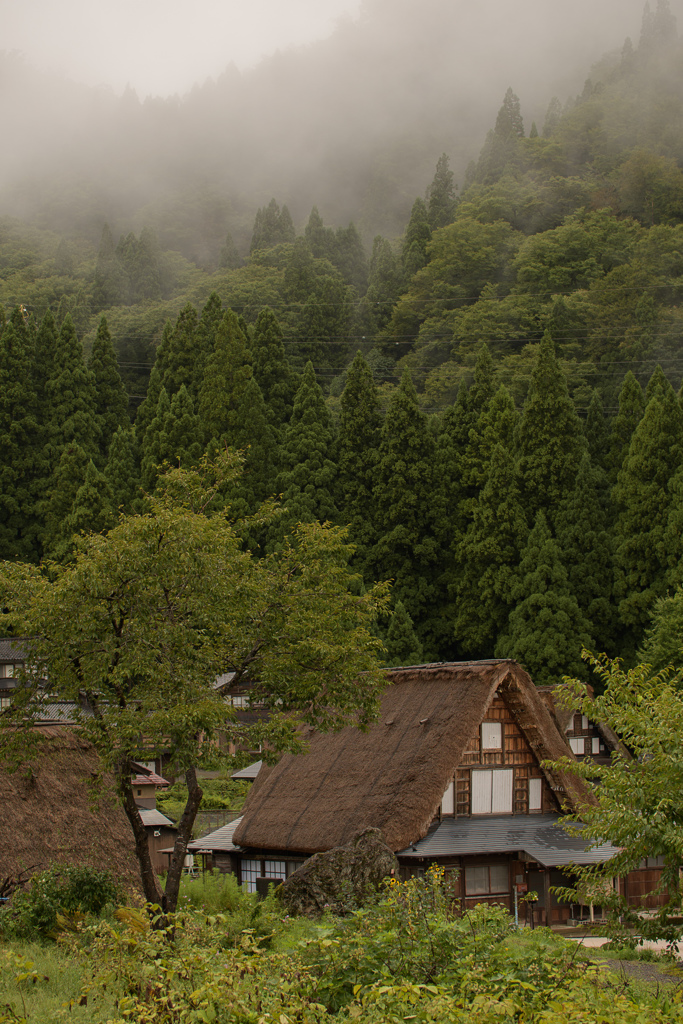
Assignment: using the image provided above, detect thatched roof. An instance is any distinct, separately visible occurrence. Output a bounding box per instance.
[537,684,630,759]
[233,660,589,855]
[0,726,139,884]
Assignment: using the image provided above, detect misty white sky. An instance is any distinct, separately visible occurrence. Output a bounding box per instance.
[1,0,363,97]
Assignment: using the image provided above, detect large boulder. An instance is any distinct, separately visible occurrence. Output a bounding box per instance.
[279,827,398,916]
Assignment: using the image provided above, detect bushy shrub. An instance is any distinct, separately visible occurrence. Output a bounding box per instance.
[0,865,122,939]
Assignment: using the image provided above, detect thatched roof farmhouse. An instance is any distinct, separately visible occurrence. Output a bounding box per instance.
[205,660,664,924]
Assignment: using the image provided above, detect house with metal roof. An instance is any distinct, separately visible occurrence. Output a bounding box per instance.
[215,660,662,924]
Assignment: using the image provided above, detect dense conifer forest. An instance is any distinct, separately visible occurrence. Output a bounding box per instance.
[2,1,683,683]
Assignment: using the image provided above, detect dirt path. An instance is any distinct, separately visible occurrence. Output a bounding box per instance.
[597,957,683,988]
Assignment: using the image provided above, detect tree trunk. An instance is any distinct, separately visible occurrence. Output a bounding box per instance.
[162,766,203,915]
[119,767,165,908]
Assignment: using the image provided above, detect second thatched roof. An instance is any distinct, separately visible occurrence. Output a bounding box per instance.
[233,660,589,855]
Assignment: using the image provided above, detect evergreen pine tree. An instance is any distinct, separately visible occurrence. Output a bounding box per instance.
[453,443,528,656]
[337,352,382,574]
[0,310,43,560]
[34,309,57,414]
[555,453,615,649]
[46,313,100,464]
[371,371,437,647]
[613,373,683,636]
[384,601,423,667]
[92,224,128,310]
[218,231,242,269]
[62,460,116,549]
[477,384,519,482]
[104,426,140,513]
[304,207,337,261]
[495,510,593,685]
[219,376,280,523]
[161,303,199,399]
[193,293,225,398]
[495,87,525,139]
[427,154,457,229]
[273,362,337,540]
[334,222,369,293]
[583,390,609,473]
[88,316,129,462]
[251,307,294,429]
[140,385,203,492]
[360,236,402,336]
[402,197,432,280]
[198,310,252,445]
[515,332,585,527]
[607,371,644,482]
[42,443,90,561]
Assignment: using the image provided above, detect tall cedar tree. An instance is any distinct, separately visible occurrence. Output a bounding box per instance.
[607,371,645,482]
[584,390,610,474]
[273,361,338,542]
[42,444,89,561]
[0,309,43,561]
[477,384,520,478]
[160,304,199,399]
[45,314,100,465]
[433,346,497,553]
[515,332,585,528]
[452,442,528,657]
[361,236,402,337]
[250,198,296,252]
[220,375,280,522]
[104,426,140,514]
[334,222,369,293]
[34,310,57,416]
[141,386,203,493]
[88,316,129,463]
[371,371,437,648]
[251,307,294,430]
[60,460,116,559]
[198,310,253,446]
[454,345,498,503]
[384,600,423,667]
[402,197,432,280]
[134,305,200,447]
[427,154,457,229]
[193,293,225,397]
[495,510,593,686]
[336,352,382,574]
[92,224,127,311]
[555,453,615,650]
[613,370,683,637]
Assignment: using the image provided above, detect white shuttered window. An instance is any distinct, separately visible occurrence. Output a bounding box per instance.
[441,779,455,815]
[471,769,513,814]
[569,736,584,755]
[592,736,601,754]
[481,721,502,749]
[529,777,542,811]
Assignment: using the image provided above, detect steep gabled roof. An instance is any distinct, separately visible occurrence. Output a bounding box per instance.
[233,661,588,855]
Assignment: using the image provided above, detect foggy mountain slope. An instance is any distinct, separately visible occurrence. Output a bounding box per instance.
[0,0,654,250]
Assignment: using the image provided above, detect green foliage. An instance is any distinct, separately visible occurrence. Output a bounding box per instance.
[0,865,121,940]
[87,316,129,462]
[495,510,593,685]
[613,370,683,635]
[157,775,249,823]
[549,652,683,943]
[0,449,389,913]
[515,332,586,526]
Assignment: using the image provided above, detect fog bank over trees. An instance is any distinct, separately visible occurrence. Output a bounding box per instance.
[0,0,659,247]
